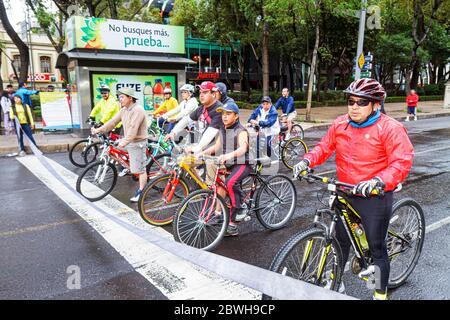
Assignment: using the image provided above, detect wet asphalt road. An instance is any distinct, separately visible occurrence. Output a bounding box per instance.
[1,116,450,300]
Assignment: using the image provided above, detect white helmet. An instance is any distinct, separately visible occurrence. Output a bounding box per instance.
[164,88,172,94]
[180,83,195,94]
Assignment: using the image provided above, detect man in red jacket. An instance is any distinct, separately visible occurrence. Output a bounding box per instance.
[406,89,419,121]
[293,78,414,300]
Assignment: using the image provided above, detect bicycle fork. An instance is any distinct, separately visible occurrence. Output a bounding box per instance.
[302,212,337,285]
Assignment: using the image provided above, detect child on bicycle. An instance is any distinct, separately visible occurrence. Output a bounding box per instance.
[199,102,251,237]
[247,96,280,158]
[293,78,414,300]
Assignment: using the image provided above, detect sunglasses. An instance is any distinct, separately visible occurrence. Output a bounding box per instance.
[347,98,371,107]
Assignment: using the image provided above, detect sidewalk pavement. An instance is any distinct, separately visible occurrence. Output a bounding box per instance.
[1,100,448,157]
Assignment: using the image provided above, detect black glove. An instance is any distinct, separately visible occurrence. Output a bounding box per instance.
[353,178,385,197]
[293,159,310,178]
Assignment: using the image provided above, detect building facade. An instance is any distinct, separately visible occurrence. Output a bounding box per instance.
[0,24,63,90]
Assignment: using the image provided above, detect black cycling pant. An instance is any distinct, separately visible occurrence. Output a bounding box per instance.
[225,164,251,222]
[335,192,393,293]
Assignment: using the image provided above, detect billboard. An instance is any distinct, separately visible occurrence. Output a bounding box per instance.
[65,16,185,54]
[40,92,79,129]
[91,73,177,115]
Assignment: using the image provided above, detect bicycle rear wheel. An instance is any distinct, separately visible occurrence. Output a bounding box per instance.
[173,189,228,251]
[256,174,296,230]
[281,138,308,170]
[387,198,425,289]
[262,228,343,300]
[138,173,190,226]
[290,124,304,140]
[69,139,92,168]
[76,160,117,202]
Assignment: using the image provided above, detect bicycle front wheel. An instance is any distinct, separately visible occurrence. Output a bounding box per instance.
[76,160,117,201]
[173,189,228,251]
[387,198,425,289]
[281,138,308,170]
[69,139,92,167]
[262,228,343,300]
[256,174,297,230]
[138,173,190,226]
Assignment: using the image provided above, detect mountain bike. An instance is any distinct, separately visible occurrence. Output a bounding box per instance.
[172,155,297,251]
[263,170,425,299]
[76,138,172,202]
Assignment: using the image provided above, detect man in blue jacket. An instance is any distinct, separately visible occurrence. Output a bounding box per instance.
[274,88,296,140]
[15,83,39,109]
[247,96,280,157]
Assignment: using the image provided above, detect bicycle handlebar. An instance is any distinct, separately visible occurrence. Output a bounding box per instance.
[299,169,385,196]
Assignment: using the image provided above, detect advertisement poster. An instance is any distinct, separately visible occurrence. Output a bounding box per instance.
[91,73,177,116]
[40,92,74,129]
[65,16,185,54]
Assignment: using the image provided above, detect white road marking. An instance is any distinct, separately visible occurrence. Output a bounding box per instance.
[17,155,260,300]
[425,215,450,234]
[415,145,450,155]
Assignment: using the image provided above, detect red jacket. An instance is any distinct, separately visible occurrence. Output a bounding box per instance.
[406,94,419,107]
[304,114,414,191]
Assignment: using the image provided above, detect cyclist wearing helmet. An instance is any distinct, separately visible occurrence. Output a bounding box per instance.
[160,84,199,133]
[293,78,414,300]
[89,84,122,133]
[153,87,179,132]
[215,82,235,105]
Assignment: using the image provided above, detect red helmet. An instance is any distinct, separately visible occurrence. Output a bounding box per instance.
[344,78,386,102]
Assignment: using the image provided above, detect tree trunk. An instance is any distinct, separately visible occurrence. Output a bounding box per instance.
[0,0,29,84]
[306,23,320,121]
[437,63,445,83]
[262,19,270,96]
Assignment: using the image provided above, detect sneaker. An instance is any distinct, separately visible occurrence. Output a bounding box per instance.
[234,207,249,222]
[358,265,376,280]
[373,291,388,300]
[18,150,26,157]
[118,168,130,177]
[405,117,409,122]
[414,116,417,121]
[130,189,142,202]
[225,223,239,237]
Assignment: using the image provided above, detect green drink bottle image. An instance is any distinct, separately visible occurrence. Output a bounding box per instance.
[153,79,164,110]
[143,81,154,112]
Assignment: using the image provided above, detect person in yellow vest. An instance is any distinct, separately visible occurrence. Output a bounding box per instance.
[10,94,37,157]
[152,87,178,133]
[89,84,122,133]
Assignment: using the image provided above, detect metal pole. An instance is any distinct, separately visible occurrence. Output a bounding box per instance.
[354,0,367,80]
[26,5,35,89]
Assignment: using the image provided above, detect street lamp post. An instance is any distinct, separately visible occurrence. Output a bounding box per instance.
[354,0,367,80]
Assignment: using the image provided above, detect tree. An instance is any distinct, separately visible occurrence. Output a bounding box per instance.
[405,0,444,92]
[0,0,30,84]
